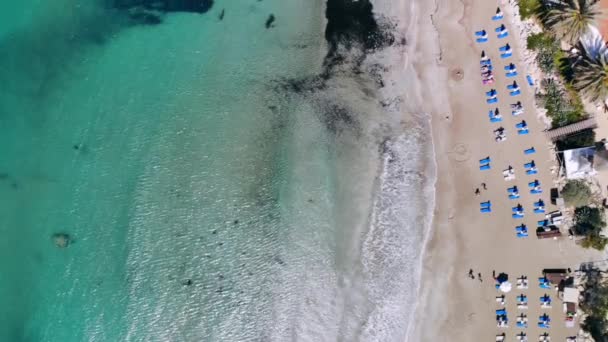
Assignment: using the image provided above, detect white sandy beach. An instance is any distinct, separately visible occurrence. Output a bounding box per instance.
[409,0,603,341]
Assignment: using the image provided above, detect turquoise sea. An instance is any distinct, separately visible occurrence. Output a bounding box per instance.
[0,1,436,341]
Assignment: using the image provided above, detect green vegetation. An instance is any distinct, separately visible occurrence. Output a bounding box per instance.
[556,129,596,150]
[527,32,561,73]
[573,37,608,103]
[562,179,593,206]
[580,268,608,340]
[536,78,586,127]
[573,206,608,250]
[538,0,601,44]
[518,0,540,19]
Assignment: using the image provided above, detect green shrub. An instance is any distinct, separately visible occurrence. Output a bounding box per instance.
[527,32,555,50]
[581,234,608,250]
[518,0,540,19]
[538,78,587,128]
[581,269,608,340]
[562,180,593,207]
[572,206,607,251]
[556,129,596,150]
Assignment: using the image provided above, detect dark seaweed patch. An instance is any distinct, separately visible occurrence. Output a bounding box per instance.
[110,0,214,13]
[265,14,275,29]
[324,0,394,60]
[109,0,214,25]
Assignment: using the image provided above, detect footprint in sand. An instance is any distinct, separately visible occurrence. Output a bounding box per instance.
[448,143,470,162]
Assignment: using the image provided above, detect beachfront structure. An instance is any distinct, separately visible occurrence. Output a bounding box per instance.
[563,146,597,179]
[562,287,579,327]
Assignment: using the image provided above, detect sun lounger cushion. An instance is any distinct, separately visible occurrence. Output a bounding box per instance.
[526,75,534,86]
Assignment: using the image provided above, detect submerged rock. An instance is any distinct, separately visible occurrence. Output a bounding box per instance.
[52,233,71,248]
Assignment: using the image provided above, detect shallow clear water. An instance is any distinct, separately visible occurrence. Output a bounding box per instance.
[0,1,435,341]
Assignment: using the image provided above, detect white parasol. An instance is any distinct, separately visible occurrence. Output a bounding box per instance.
[499,281,512,293]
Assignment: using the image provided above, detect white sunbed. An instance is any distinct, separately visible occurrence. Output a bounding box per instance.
[503,169,515,181]
[517,277,528,289]
[496,295,505,305]
[496,333,505,341]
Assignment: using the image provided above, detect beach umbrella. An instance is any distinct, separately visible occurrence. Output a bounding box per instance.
[497,272,508,283]
[499,281,512,293]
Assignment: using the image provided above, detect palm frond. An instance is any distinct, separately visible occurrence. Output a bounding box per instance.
[573,37,608,102]
[540,0,601,44]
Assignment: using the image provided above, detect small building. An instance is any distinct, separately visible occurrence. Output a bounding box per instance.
[563,147,596,179]
[563,287,579,328]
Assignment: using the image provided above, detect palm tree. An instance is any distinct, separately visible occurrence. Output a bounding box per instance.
[573,27,608,103]
[539,0,601,45]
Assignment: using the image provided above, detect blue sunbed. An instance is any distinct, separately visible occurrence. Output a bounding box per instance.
[481,207,492,213]
[516,322,527,328]
[538,322,550,328]
[507,82,518,90]
[538,220,549,227]
[534,208,545,214]
[512,213,524,219]
[507,186,518,193]
[492,12,504,21]
[526,169,538,175]
[516,121,526,128]
[483,65,494,71]
[491,117,502,123]
[480,164,491,170]
[486,89,497,96]
[517,232,528,238]
[518,129,529,135]
[495,25,505,32]
[499,44,510,52]
[524,147,536,155]
[487,97,498,104]
[534,200,544,207]
[540,295,551,302]
[510,89,521,96]
[504,64,516,70]
[524,161,535,168]
[496,309,507,315]
[500,52,512,59]
[509,194,520,199]
[517,295,527,302]
[479,157,491,164]
[528,180,539,187]
[516,225,527,232]
[481,59,492,66]
[531,188,542,194]
[498,31,509,38]
[506,71,518,77]
[475,30,487,37]
[512,206,523,212]
[477,37,488,43]
[526,74,534,86]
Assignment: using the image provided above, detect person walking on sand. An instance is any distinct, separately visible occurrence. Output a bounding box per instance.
[468,269,474,279]
[475,188,480,196]
[481,183,487,190]
[478,273,482,282]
